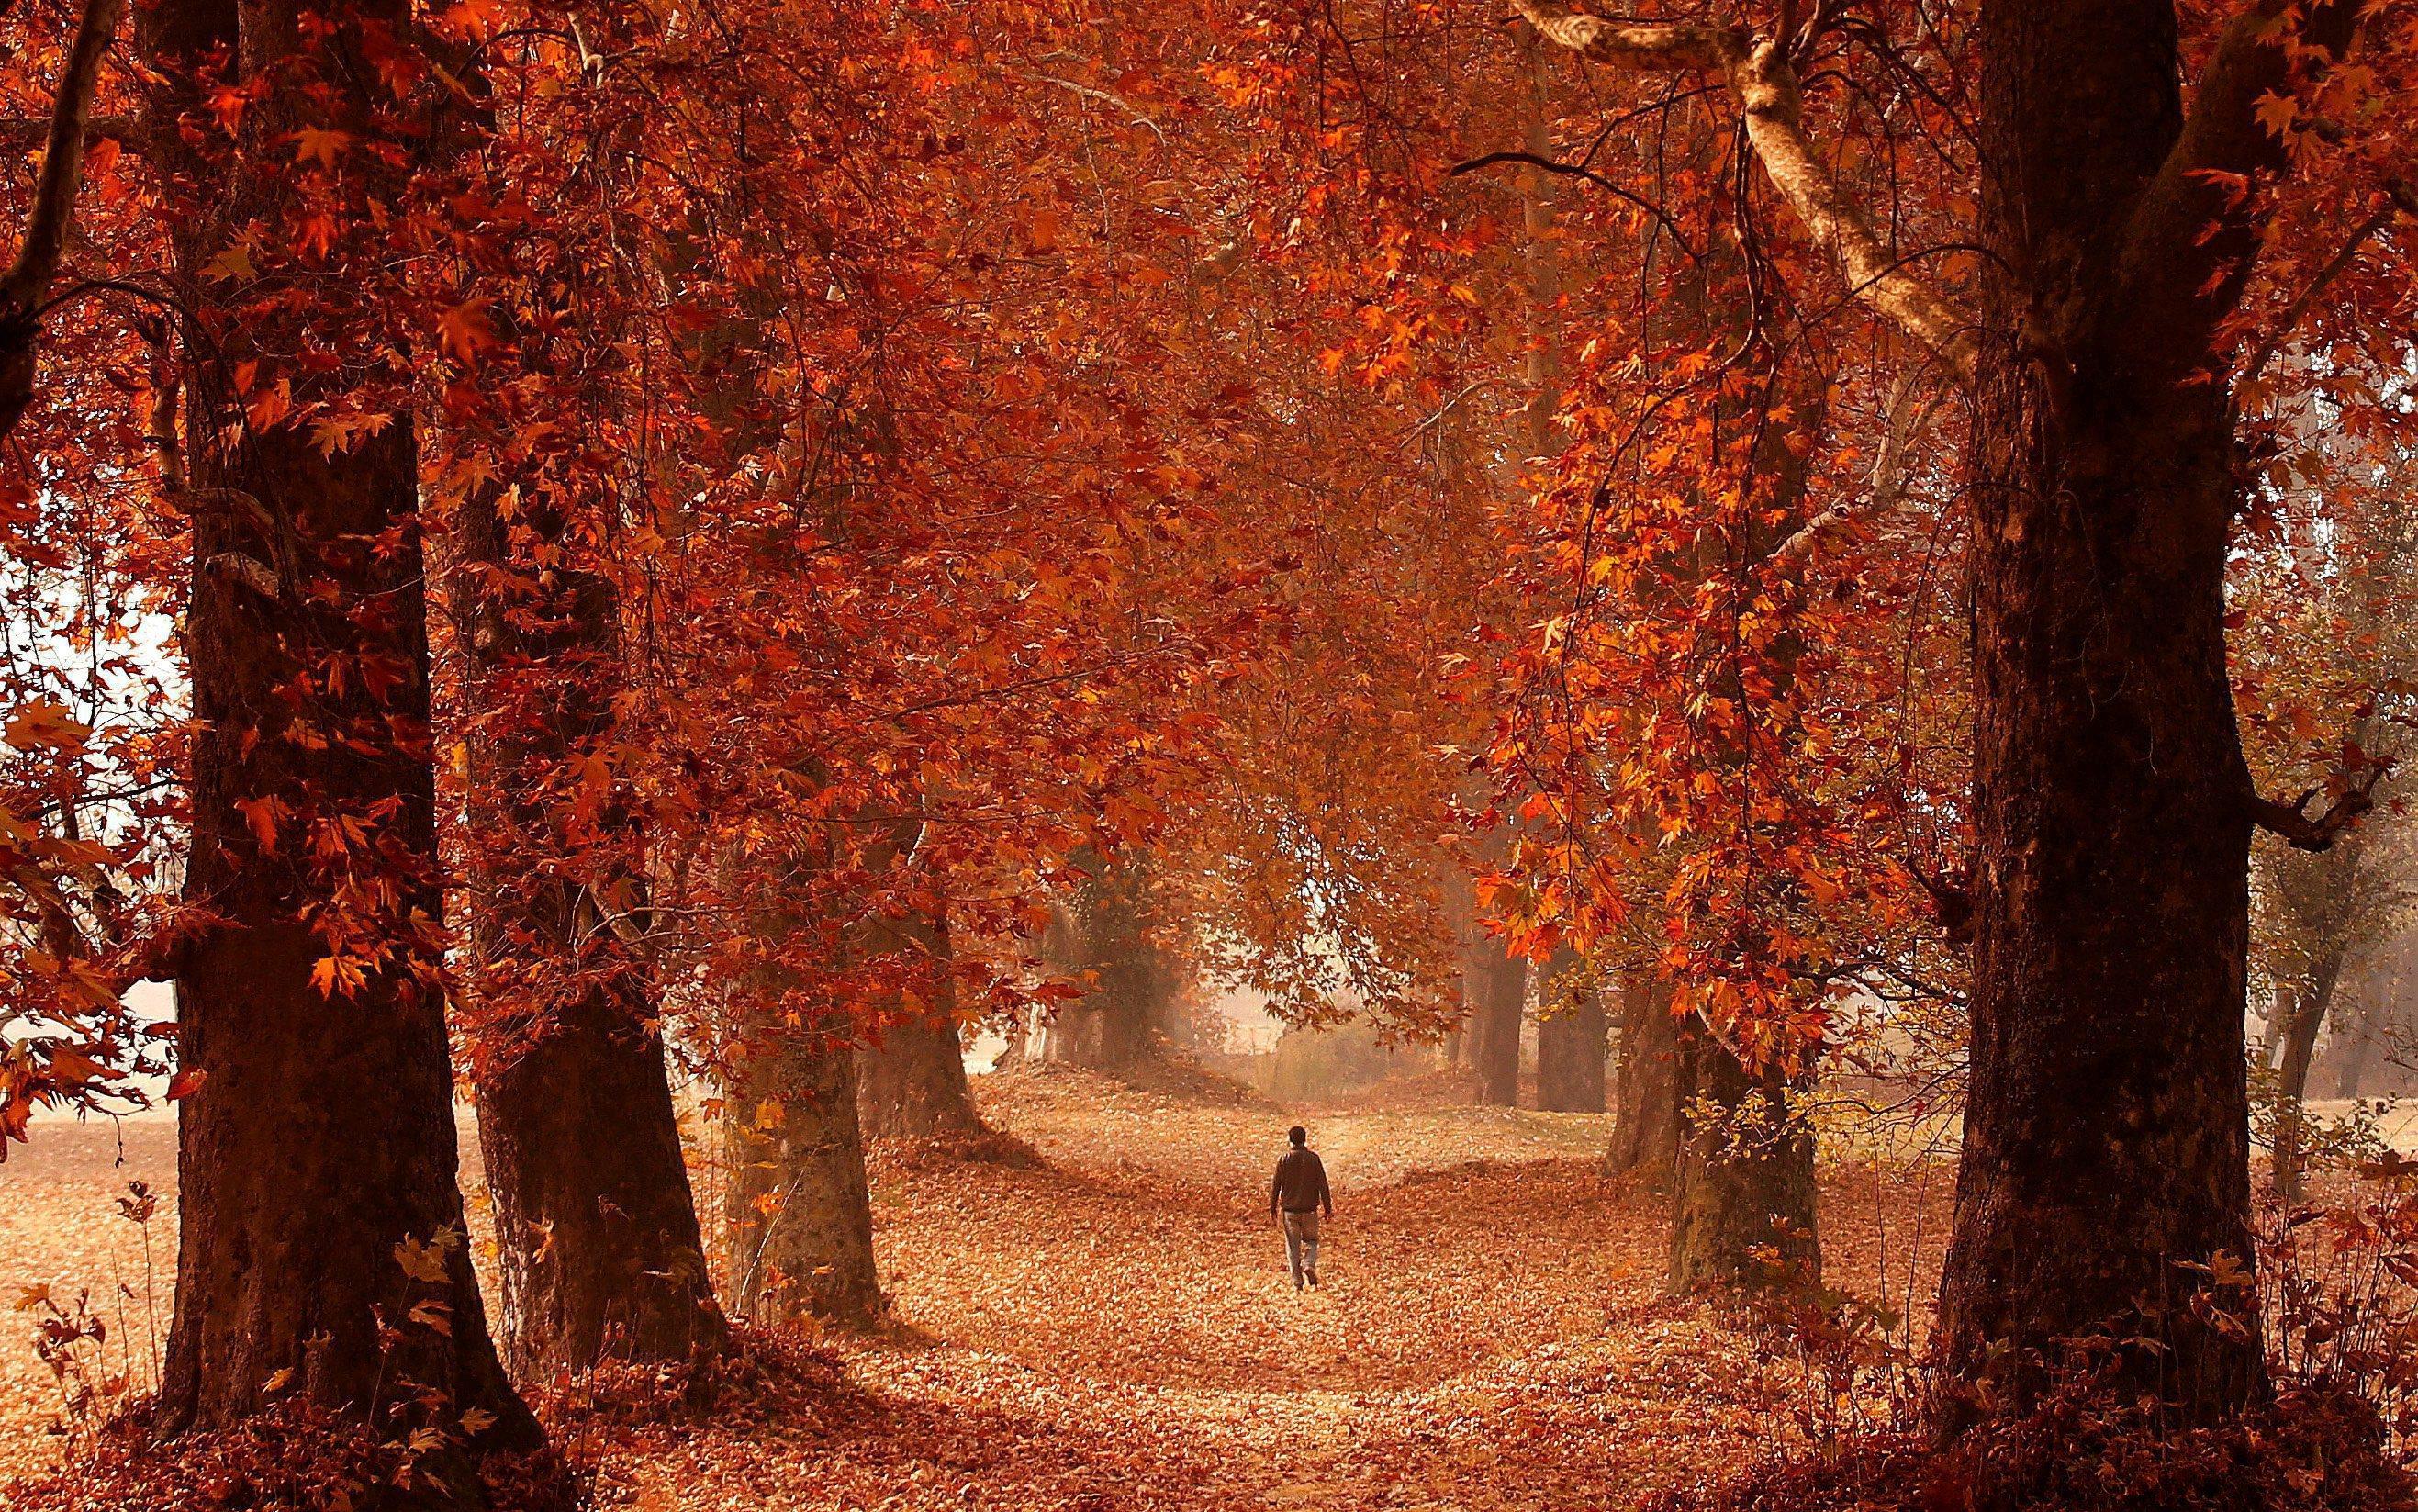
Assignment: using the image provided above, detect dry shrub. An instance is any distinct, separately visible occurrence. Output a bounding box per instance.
[532,1320,848,1435]
[1699,1144,2418,1511]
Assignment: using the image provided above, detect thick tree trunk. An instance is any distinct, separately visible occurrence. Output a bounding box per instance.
[1667,1019,1819,1293]
[475,1004,724,1375]
[453,478,724,1378]
[1534,949,1606,1113]
[1606,974,1680,1179]
[1462,939,1525,1107]
[859,1016,982,1138]
[723,1024,883,1326]
[856,914,985,1140]
[1936,0,2305,1419]
[161,419,537,1457]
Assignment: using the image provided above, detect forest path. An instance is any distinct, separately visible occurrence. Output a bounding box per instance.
[616,1066,1948,1511]
[0,1066,1952,1509]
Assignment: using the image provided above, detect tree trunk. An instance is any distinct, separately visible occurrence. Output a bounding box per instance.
[1667,1018,1819,1293]
[723,1023,884,1326]
[856,914,986,1141]
[2334,1002,2378,1099]
[1462,938,1525,1107]
[1042,856,1177,1070]
[2270,944,2349,1208]
[161,418,538,1458]
[1606,973,1680,1179]
[453,471,724,1379]
[1534,949,1606,1113]
[1934,0,2319,1418]
[475,1004,725,1375]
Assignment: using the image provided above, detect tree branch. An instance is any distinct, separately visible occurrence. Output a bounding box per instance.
[1510,1,1978,385]
[2117,0,2366,364]
[1766,366,1933,575]
[1450,149,1698,258]
[2238,198,2396,389]
[0,0,129,443]
[2251,758,2393,854]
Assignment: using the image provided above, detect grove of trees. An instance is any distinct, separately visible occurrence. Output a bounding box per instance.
[4,0,2417,1506]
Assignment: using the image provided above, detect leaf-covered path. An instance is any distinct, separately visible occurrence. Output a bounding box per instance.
[601,1068,1946,1511]
[1,1067,1951,1509]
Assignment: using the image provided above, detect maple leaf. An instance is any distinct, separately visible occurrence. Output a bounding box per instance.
[438,302,502,364]
[4,700,90,754]
[289,127,353,167]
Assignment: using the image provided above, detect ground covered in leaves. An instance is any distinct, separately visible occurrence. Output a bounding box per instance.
[4,1064,1959,1509]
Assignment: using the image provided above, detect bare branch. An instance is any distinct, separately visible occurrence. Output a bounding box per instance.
[1510,2,1978,385]
[0,0,129,442]
[1766,366,1934,575]
[1450,149,1698,258]
[2251,759,2393,854]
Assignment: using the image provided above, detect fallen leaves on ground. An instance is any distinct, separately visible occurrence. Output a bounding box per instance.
[2,1065,1956,1509]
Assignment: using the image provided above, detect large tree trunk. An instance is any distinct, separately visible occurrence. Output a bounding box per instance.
[1931,0,2349,1419]
[1667,1019,1819,1293]
[1606,973,1680,1180]
[145,0,539,1466]
[1534,949,1606,1113]
[723,1022,883,1327]
[856,913,986,1140]
[1461,936,1526,1107]
[453,477,725,1378]
[1445,857,1526,1107]
[475,1004,725,1374]
[162,420,537,1456]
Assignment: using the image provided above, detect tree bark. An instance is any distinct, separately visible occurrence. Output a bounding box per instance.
[723,1021,884,1326]
[1606,973,1680,1179]
[144,0,540,1468]
[452,469,725,1379]
[1931,0,2362,1421]
[1667,1019,1819,1293]
[474,1004,725,1375]
[856,913,986,1141]
[1534,949,1606,1113]
[161,419,537,1456]
[1461,936,1525,1107]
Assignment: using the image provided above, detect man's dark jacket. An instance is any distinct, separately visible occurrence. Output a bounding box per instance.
[1271,1148,1333,1215]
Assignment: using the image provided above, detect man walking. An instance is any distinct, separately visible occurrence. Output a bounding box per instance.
[1270,1125,1334,1290]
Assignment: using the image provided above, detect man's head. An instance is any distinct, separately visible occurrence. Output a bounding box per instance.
[1288,1126,1307,1148]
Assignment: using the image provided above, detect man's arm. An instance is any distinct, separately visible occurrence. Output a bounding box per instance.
[1270,1159,1282,1216]
[1317,1155,1333,1217]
